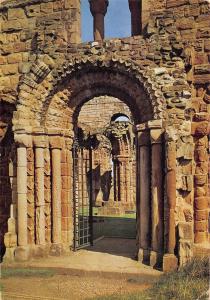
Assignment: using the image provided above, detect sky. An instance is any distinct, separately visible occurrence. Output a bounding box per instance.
[81,0,131,42]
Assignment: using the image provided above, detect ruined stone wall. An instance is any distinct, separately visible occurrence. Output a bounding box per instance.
[78,96,132,132]
[0,0,81,104]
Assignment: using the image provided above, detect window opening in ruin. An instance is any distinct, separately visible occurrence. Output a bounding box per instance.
[81,0,93,42]
[81,0,131,42]
[111,114,130,122]
[73,96,137,256]
[105,0,131,39]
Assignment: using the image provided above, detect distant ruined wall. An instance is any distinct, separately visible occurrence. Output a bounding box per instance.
[78,96,132,132]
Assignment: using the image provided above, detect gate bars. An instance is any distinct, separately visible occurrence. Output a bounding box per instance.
[73,140,93,250]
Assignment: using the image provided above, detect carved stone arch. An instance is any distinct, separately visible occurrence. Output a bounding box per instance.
[13,55,171,133]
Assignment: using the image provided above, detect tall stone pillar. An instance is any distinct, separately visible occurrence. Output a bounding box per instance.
[125,159,131,204]
[34,139,46,246]
[118,157,125,203]
[89,0,109,41]
[50,137,62,254]
[163,140,178,272]
[128,0,142,36]
[149,122,164,267]
[17,146,28,248]
[137,129,150,263]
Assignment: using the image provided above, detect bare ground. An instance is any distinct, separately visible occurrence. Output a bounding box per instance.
[1,273,151,300]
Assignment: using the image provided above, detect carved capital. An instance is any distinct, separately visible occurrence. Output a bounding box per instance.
[65,137,74,150]
[89,0,109,16]
[49,136,63,149]
[14,133,33,148]
[33,135,49,148]
[138,130,150,146]
[150,129,162,144]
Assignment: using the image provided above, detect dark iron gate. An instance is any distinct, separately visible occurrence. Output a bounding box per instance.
[73,140,93,250]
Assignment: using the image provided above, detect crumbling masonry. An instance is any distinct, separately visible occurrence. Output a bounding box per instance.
[0,0,209,271]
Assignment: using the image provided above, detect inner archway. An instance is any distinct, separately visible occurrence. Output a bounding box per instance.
[73,95,137,257]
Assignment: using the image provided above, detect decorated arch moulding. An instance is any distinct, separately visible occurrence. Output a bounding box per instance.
[12,53,190,139]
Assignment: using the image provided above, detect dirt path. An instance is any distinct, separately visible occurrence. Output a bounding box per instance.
[1,273,151,300]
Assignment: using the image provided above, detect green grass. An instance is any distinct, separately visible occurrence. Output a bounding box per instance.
[92,257,209,300]
[80,207,136,219]
[1,267,55,278]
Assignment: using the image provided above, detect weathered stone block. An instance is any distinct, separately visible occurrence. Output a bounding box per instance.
[8,8,26,20]
[7,53,22,64]
[1,64,18,75]
[194,220,208,232]
[176,17,195,30]
[4,232,17,248]
[194,197,209,210]
[40,2,53,14]
[25,4,41,17]
[195,210,208,221]
[163,254,178,272]
[178,222,193,240]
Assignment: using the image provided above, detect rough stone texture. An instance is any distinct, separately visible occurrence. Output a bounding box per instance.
[0,0,209,270]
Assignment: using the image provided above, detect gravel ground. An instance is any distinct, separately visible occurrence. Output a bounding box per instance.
[1,274,150,300]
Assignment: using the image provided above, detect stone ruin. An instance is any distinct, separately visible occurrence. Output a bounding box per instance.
[0,0,209,271]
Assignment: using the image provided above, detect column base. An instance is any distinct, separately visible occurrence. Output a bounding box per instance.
[3,247,16,262]
[14,246,30,262]
[138,248,150,265]
[149,251,163,269]
[49,243,63,256]
[31,244,49,258]
[163,254,178,272]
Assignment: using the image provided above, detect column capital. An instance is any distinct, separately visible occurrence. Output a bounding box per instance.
[14,133,33,148]
[33,135,49,148]
[65,137,74,150]
[49,136,63,149]
[89,0,109,16]
[150,129,163,144]
[138,130,150,146]
[148,119,163,130]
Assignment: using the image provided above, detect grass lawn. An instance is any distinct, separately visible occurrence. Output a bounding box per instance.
[93,257,209,300]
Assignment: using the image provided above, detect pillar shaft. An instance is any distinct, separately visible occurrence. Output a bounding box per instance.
[89,0,109,41]
[17,146,28,246]
[151,130,163,253]
[125,161,131,203]
[128,0,142,36]
[139,145,150,249]
[51,148,62,244]
[35,147,45,245]
[119,160,125,202]
[166,141,176,254]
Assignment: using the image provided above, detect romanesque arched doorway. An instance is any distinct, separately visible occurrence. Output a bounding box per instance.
[8,55,173,269]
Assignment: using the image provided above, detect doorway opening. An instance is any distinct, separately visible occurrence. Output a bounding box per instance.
[73,96,137,258]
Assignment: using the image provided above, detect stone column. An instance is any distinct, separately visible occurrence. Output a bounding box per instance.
[50,137,62,254]
[125,159,131,204]
[163,140,178,272]
[14,134,33,261]
[34,142,45,246]
[149,123,164,267]
[118,157,125,203]
[128,0,142,36]
[137,129,150,263]
[17,146,28,247]
[89,0,109,41]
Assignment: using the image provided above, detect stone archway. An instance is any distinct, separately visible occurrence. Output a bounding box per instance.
[8,54,190,270]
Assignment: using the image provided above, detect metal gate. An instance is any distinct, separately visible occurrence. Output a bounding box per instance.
[73,140,93,250]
